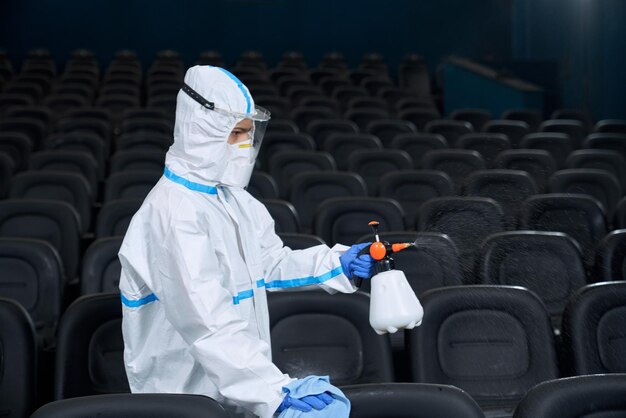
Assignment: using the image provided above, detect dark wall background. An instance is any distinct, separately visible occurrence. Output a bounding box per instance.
[0,0,512,69]
[1,0,624,119]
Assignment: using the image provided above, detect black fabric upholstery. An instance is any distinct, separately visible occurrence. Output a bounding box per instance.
[31,394,229,418]
[493,149,556,192]
[323,133,383,170]
[458,133,511,168]
[268,291,394,385]
[483,120,530,148]
[425,120,474,147]
[520,193,607,267]
[513,374,626,418]
[29,150,99,196]
[315,197,404,245]
[595,230,626,281]
[289,172,367,231]
[422,149,486,193]
[248,171,279,200]
[261,199,300,233]
[548,169,622,216]
[278,232,325,249]
[566,149,626,191]
[80,237,123,294]
[54,293,128,399]
[418,197,504,282]
[390,133,448,169]
[408,286,558,413]
[268,151,336,197]
[96,199,142,238]
[365,119,418,147]
[109,150,165,173]
[561,282,626,375]
[343,383,485,418]
[104,170,161,202]
[520,133,573,169]
[0,199,80,279]
[348,150,413,194]
[0,298,37,418]
[478,231,587,320]
[464,170,538,229]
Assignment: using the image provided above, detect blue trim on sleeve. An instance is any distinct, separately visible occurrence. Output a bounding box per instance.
[232,289,254,305]
[121,293,159,308]
[216,67,252,114]
[264,266,344,289]
[164,167,218,195]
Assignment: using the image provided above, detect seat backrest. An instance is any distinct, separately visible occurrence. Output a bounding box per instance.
[116,132,173,153]
[520,133,573,168]
[408,286,558,409]
[0,199,80,279]
[463,169,538,228]
[324,133,383,170]
[595,229,626,281]
[96,199,142,238]
[513,374,626,418]
[268,291,394,385]
[566,149,626,190]
[539,119,586,148]
[344,383,485,418]
[390,133,448,169]
[31,394,229,418]
[315,197,404,245]
[43,133,105,176]
[0,132,32,170]
[422,150,486,193]
[0,152,13,198]
[0,297,37,418]
[268,151,336,197]
[109,150,165,173]
[289,172,367,231]
[561,281,626,375]
[364,119,417,147]
[502,109,542,131]
[55,293,128,399]
[81,237,123,295]
[451,108,492,131]
[424,120,474,146]
[594,119,626,134]
[104,170,162,203]
[583,133,626,161]
[305,119,359,149]
[257,132,316,169]
[457,133,511,168]
[377,171,454,226]
[418,197,504,282]
[0,237,63,343]
[520,194,607,266]
[477,231,587,319]
[348,150,413,194]
[357,231,463,295]
[483,120,531,148]
[398,108,441,130]
[260,199,301,233]
[548,168,622,216]
[9,171,92,233]
[29,150,99,196]
[493,149,556,192]
[248,171,279,200]
[278,232,325,250]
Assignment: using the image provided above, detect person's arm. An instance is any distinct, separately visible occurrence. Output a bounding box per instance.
[253,202,357,294]
[152,211,292,418]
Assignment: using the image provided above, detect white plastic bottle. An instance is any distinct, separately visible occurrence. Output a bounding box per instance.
[369,268,424,335]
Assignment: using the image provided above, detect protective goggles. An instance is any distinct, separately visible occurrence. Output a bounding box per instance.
[181,82,271,162]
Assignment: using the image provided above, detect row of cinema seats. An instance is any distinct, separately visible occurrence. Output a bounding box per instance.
[2,281,625,417]
[19,375,626,418]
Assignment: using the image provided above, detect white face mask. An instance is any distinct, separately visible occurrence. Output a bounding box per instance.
[218,141,255,188]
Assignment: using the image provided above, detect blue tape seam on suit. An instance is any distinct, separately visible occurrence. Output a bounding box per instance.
[121,293,159,308]
[164,167,218,195]
[215,67,252,114]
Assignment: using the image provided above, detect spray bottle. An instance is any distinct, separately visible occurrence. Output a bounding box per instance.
[363,221,424,335]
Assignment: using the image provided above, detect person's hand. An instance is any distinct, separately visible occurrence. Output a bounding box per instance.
[340,242,376,280]
[277,392,334,413]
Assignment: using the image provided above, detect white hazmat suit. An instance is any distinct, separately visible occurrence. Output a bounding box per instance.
[118,66,357,418]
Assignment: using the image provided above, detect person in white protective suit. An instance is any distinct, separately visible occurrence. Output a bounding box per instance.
[118,65,375,418]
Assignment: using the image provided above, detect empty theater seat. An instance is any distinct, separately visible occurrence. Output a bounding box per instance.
[54,293,128,399]
[493,149,556,193]
[390,133,448,169]
[0,297,37,418]
[277,232,325,250]
[566,149,626,191]
[408,286,559,417]
[458,133,512,168]
[315,197,405,245]
[422,150,486,193]
[512,374,626,418]
[477,231,587,326]
[561,281,626,375]
[104,170,162,202]
[343,383,485,418]
[267,291,394,385]
[347,149,413,194]
[81,237,123,294]
[248,171,279,200]
[96,199,142,238]
[260,199,301,233]
[548,169,622,217]
[30,394,229,418]
[595,229,626,281]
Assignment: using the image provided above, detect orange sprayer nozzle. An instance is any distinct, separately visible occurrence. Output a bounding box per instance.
[391,243,414,253]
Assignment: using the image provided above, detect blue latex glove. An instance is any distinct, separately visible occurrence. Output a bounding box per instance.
[340,242,376,280]
[277,392,335,413]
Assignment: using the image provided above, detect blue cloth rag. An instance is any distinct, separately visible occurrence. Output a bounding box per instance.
[276,376,350,418]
